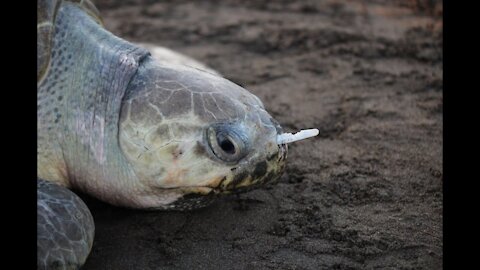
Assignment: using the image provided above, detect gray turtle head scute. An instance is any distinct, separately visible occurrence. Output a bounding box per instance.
[118,58,287,209]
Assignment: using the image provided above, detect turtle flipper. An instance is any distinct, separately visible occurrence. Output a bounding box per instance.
[37,178,95,270]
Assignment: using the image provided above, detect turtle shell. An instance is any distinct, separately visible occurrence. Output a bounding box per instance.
[37,0,103,83]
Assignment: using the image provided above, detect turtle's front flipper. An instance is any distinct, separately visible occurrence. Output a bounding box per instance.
[37,178,95,270]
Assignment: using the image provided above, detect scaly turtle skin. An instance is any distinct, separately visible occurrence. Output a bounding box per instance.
[37,0,287,269]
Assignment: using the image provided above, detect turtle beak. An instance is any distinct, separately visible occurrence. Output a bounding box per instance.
[278,142,288,162]
[269,118,287,162]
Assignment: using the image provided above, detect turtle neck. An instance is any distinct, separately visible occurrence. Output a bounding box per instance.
[37,2,150,206]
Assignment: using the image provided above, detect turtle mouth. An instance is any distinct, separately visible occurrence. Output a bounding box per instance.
[158,145,287,211]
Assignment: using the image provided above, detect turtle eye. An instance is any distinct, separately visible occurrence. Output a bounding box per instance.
[207,124,248,163]
[218,134,236,155]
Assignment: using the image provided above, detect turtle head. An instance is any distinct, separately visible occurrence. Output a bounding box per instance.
[118,58,287,209]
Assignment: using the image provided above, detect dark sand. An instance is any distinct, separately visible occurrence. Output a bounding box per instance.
[83,1,443,269]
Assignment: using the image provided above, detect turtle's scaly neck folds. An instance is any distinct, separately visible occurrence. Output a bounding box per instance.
[37,2,149,205]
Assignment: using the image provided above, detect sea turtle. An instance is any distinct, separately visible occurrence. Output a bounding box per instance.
[37,1,318,269]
